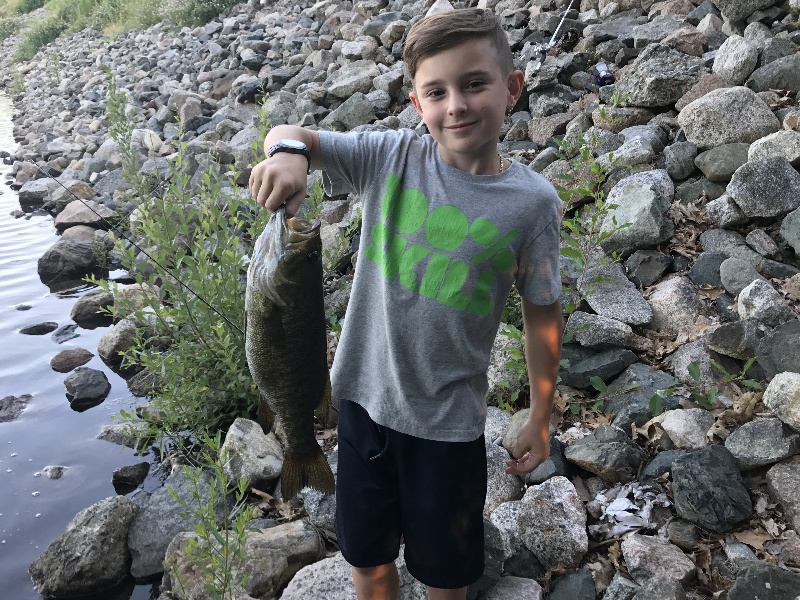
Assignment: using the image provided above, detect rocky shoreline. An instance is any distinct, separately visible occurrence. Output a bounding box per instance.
[3,0,800,598]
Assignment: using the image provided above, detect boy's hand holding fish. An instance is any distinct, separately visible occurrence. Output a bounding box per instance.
[249,125,322,217]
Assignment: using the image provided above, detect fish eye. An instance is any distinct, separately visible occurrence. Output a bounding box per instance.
[307,251,319,262]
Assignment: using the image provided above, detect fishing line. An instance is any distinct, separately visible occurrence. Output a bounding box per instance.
[31,162,245,337]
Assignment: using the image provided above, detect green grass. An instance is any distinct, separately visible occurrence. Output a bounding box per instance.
[0,15,20,41]
[9,0,242,62]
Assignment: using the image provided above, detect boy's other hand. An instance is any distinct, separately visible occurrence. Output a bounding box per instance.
[504,418,549,475]
[249,154,309,217]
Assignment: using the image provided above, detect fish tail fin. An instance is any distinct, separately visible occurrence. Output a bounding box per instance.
[314,372,332,429]
[281,447,336,500]
[257,392,275,433]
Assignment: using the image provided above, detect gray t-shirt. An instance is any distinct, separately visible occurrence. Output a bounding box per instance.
[319,128,561,442]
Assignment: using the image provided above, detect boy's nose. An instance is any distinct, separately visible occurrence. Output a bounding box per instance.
[447,93,467,115]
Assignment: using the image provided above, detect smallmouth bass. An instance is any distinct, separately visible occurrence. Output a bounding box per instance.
[245,207,335,499]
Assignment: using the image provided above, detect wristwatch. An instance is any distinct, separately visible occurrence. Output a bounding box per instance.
[268,139,311,173]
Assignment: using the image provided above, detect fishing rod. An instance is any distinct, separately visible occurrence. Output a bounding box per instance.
[527,0,578,76]
[31,162,246,337]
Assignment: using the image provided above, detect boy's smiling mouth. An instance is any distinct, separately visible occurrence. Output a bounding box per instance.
[446,122,476,132]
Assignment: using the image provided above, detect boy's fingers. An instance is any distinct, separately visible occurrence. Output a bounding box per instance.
[284,188,308,218]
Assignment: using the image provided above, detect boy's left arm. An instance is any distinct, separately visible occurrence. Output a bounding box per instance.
[505,298,563,475]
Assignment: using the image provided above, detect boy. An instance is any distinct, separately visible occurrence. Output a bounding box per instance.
[249,8,562,600]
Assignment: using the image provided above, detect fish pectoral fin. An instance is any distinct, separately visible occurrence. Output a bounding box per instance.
[281,447,336,500]
[257,393,276,433]
[313,371,333,429]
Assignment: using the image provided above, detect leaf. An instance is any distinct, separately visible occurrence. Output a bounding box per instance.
[687,362,701,382]
[560,246,584,260]
[734,528,773,550]
[589,376,607,393]
[742,356,758,375]
[742,379,762,390]
[649,394,664,416]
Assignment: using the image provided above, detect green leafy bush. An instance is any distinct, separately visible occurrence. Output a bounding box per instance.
[165,432,255,600]
[11,0,243,62]
[0,15,19,40]
[101,73,272,448]
[157,0,240,26]
[13,0,45,14]
[12,13,64,61]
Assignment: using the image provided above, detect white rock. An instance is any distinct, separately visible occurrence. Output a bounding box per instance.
[763,372,800,433]
[621,534,696,585]
[661,408,715,450]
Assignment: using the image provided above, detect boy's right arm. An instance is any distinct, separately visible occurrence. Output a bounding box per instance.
[249,125,322,216]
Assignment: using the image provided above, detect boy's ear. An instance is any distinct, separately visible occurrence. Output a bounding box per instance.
[409,90,423,116]
[506,69,524,110]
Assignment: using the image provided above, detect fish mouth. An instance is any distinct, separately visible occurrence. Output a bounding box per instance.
[286,214,320,244]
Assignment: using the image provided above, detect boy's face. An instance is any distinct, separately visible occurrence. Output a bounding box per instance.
[409,38,523,175]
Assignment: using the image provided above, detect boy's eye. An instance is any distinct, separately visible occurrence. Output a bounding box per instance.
[467,80,486,89]
[426,89,444,98]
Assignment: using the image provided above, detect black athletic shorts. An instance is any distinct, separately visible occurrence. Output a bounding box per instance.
[334,399,487,590]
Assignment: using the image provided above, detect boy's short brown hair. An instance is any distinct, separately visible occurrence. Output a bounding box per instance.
[403,8,514,82]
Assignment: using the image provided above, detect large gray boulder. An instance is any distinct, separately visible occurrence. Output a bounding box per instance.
[599,169,674,257]
[54,199,115,233]
[3,393,33,422]
[763,372,800,433]
[221,418,283,491]
[29,496,138,598]
[713,0,780,23]
[712,36,759,86]
[563,424,647,483]
[747,54,800,92]
[737,279,795,327]
[645,276,704,335]
[319,92,376,131]
[37,239,104,286]
[727,156,800,218]
[728,560,800,600]
[782,206,800,254]
[162,520,324,600]
[128,469,228,580]
[620,534,695,586]
[326,60,380,99]
[18,178,60,211]
[97,318,139,363]
[677,86,780,149]
[602,363,680,431]
[725,418,800,470]
[485,442,525,516]
[278,551,356,600]
[615,44,704,108]
[756,321,800,380]
[748,130,800,167]
[483,576,544,600]
[671,445,753,532]
[517,476,587,569]
[766,456,800,530]
[579,260,653,326]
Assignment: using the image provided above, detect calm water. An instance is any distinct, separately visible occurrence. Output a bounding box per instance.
[0,92,154,599]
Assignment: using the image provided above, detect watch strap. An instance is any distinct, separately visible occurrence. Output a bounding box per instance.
[268,141,311,173]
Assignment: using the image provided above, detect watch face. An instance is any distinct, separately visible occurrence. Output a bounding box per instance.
[277,139,306,150]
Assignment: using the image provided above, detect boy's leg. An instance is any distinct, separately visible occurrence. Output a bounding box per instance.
[396,432,488,592]
[353,564,400,600]
[427,586,467,600]
[335,400,403,598]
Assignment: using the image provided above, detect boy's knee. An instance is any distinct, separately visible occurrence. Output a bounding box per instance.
[353,562,396,580]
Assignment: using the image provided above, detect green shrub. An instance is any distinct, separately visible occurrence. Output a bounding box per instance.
[101,72,273,448]
[13,0,45,14]
[0,15,19,40]
[158,0,240,26]
[12,14,65,61]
